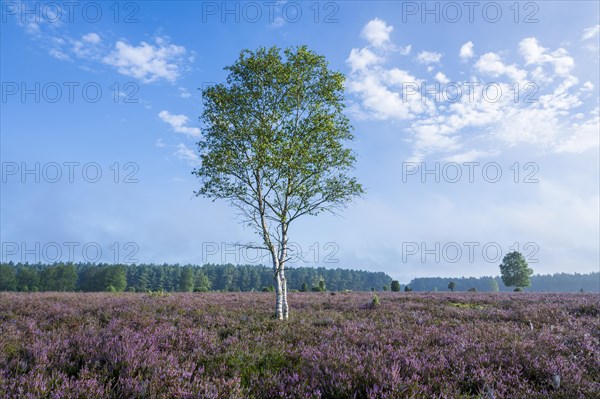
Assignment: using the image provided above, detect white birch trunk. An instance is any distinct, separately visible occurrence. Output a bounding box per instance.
[279,225,289,320]
[273,262,284,320]
[280,267,289,320]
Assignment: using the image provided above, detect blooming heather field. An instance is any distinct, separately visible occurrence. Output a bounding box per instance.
[0,292,598,398]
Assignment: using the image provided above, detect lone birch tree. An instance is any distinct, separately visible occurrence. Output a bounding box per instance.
[193,46,363,320]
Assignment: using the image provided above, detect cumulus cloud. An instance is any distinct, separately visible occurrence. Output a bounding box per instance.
[17,14,189,84]
[582,24,600,41]
[474,52,527,81]
[346,35,433,121]
[459,41,474,60]
[347,47,380,72]
[82,33,101,44]
[519,37,574,77]
[158,110,201,137]
[416,51,442,64]
[71,33,104,59]
[103,38,187,83]
[361,18,393,48]
[582,81,594,91]
[346,19,598,160]
[435,72,449,84]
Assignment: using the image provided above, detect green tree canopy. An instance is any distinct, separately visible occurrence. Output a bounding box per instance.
[500,251,534,289]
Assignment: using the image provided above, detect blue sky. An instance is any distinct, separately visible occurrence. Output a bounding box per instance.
[1,1,599,282]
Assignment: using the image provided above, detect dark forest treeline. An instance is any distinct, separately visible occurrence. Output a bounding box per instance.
[1,262,597,293]
[408,273,600,293]
[0,262,392,292]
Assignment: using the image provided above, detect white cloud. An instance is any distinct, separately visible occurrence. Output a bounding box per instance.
[347,48,379,72]
[519,37,574,77]
[399,45,412,55]
[554,113,600,153]
[346,37,433,121]
[156,139,166,148]
[459,41,474,60]
[385,68,418,86]
[17,14,189,84]
[443,149,498,163]
[49,48,70,61]
[361,18,393,48]
[474,52,527,81]
[582,81,594,91]
[416,51,442,64]
[82,33,101,44]
[103,38,187,83]
[347,22,598,160]
[71,33,103,60]
[175,143,201,166]
[435,72,449,84]
[178,87,191,98]
[158,110,201,137]
[582,25,600,41]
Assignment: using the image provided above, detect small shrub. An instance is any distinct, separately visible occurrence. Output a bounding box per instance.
[570,303,600,317]
[372,294,380,307]
[147,290,170,298]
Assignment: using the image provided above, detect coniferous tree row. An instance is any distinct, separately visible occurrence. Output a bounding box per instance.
[0,262,392,292]
[1,263,596,293]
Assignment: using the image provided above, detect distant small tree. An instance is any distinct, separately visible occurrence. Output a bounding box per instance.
[383,285,388,291]
[391,280,400,292]
[404,285,412,292]
[500,251,533,290]
[489,278,500,292]
[262,285,275,292]
[318,278,326,292]
[448,281,455,292]
[300,282,309,292]
[371,294,380,307]
[468,287,477,292]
